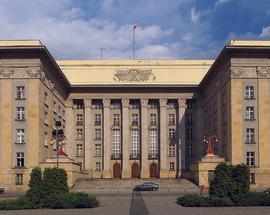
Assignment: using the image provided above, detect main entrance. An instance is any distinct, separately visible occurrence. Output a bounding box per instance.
[113,162,121,178]
[150,163,158,178]
[131,163,140,178]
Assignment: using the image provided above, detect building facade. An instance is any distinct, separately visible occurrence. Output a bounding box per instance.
[0,40,270,191]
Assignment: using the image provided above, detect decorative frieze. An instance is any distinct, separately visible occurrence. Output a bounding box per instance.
[230,67,246,78]
[0,66,14,78]
[26,66,45,80]
[113,69,155,82]
[256,66,270,78]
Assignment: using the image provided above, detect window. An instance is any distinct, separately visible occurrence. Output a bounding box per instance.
[95,102,102,109]
[187,100,193,109]
[131,129,140,157]
[187,113,193,125]
[112,102,120,109]
[95,144,101,156]
[96,162,101,171]
[168,102,176,109]
[168,114,175,125]
[53,101,57,113]
[44,132,48,146]
[16,174,23,185]
[95,114,101,125]
[187,128,193,140]
[95,129,101,140]
[168,129,175,140]
[113,114,120,126]
[112,129,121,157]
[149,129,158,157]
[131,102,139,109]
[44,92,48,106]
[76,144,83,156]
[246,106,255,120]
[245,86,254,99]
[249,173,256,184]
[16,86,25,99]
[76,102,83,109]
[168,144,175,157]
[246,152,255,166]
[149,101,158,109]
[76,128,83,140]
[16,107,25,120]
[76,114,83,126]
[132,114,139,125]
[44,112,48,125]
[246,128,255,143]
[150,114,157,125]
[16,129,25,143]
[188,143,193,157]
[169,162,175,171]
[16,152,24,167]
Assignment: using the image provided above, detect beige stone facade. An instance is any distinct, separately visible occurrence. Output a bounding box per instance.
[0,40,270,191]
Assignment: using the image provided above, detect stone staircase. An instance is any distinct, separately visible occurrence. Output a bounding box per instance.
[72,178,199,193]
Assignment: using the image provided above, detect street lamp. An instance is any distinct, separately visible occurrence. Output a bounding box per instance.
[203,135,218,156]
[50,121,66,167]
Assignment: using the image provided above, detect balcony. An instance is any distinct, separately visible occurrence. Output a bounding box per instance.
[148,153,159,159]
[130,153,140,160]
[111,153,121,160]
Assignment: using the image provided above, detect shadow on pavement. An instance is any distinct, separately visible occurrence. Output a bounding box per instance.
[129,191,149,215]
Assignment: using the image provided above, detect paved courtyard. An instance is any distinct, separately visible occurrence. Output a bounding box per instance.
[0,192,269,215]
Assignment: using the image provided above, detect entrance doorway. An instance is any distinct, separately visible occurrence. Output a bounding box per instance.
[113,162,121,178]
[131,163,140,178]
[150,163,158,178]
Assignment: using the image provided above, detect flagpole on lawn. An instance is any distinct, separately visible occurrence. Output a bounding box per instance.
[133,24,137,60]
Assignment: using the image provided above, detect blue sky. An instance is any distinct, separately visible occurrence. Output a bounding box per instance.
[0,0,269,60]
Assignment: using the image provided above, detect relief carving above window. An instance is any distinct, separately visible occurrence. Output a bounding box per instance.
[256,66,270,78]
[113,69,155,82]
[0,66,14,78]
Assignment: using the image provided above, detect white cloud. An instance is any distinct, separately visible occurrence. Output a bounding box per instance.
[215,0,228,7]
[260,26,270,37]
[190,7,201,23]
[102,0,114,11]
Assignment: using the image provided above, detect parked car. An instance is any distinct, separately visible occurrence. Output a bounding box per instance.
[133,182,159,191]
[263,188,270,194]
[0,187,4,194]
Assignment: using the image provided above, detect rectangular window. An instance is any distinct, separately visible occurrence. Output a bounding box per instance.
[149,101,158,109]
[76,102,83,109]
[44,112,48,125]
[150,114,157,125]
[168,114,175,125]
[16,107,25,120]
[132,114,139,125]
[76,114,83,126]
[53,101,57,113]
[95,114,101,125]
[112,129,121,158]
[168,102,176,109]
[113,114,120,126]
[249,173,256,184]
[245,86,254,99]
[131,102,139,109]
[44,132,48,146]
[246,152,255,166]
[15,174,23,185]
[188,143,193,157]
[16,86,25,99]
[44,92,48,106]
[76,144,83,156]
[187,100,192,109]
[131,129,140,157]
[95,102,102,109]
[168,129,175,140]
[16,152,24,167]
[95,144,101,156]
[16,129,25,143]
[96,162,101,171]
[169,162,175,171]
[246,128,255,143]
[95,128,102,140]
[187,113,193,125]
[246,106,255,120]
[149,129,158,157]
[112,102,120,109]
[76,128,83,140]
[168,144,175,157]
[187,128,193,140]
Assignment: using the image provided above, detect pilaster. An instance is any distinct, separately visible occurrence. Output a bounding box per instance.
[65,99,74,159]
[84,99,92,173]
[103,98,111,178]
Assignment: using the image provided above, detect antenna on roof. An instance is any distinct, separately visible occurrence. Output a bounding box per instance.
[98,47,105,60]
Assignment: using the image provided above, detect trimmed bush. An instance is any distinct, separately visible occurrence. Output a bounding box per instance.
[177,194,208,207]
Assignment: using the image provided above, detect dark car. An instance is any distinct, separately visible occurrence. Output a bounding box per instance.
[133,182,159,191]
[263,188,270,194]
[0,187,4,194]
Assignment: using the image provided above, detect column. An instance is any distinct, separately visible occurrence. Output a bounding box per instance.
[65,99,75,159]
[103,98,111,178]
[177,98,187,177]
[140,98,149,178]
[121,98,130,178]
[84,99,93,173]
[159,98,168,178]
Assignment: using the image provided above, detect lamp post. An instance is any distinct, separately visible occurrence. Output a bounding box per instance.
[50,121,66,167]
[203,135,218,156]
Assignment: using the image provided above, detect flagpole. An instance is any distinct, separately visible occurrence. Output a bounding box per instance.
[133,25,135,60]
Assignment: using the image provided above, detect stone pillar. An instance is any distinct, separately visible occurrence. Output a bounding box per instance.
[103,98,111,178]
[159,98,168,178]
[121,98,130,178]
[140,98,149,178]
[65,99,74,159]
[177,98,187,177]
[84,99,93,173]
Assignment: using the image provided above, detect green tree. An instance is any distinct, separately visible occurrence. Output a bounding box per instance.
[232,164,250,196]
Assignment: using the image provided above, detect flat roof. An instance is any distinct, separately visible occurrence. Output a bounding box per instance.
[228,40,270,47]
[0,40,43,47]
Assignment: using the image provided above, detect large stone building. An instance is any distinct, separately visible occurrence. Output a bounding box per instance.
[1,40,270,191]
